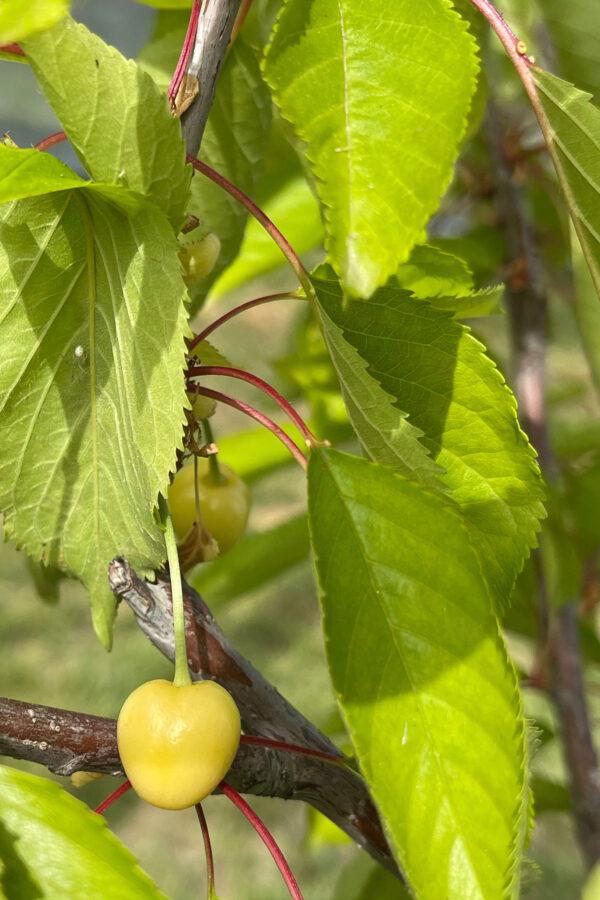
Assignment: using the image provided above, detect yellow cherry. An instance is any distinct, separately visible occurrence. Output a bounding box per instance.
[117,679,241,810]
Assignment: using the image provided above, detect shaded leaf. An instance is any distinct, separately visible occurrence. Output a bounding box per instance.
[264,0,478,297]
[541,0,600,101]
[0,765,168,898]
[23,16,189,229]
[308,448,528,899]
[0,160,188,646]
[313,265,544,608]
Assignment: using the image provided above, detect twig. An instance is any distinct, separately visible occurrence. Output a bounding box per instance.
[180,0,244,156]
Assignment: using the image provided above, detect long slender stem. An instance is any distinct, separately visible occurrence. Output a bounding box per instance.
[34,131,67,152]
[201,417,224,484]
[229,0,255,47]
[94,780,131,815]
[0,42,24,57]
[186,155,316,304]
[167,0,202,109]
[189,292,302,351]
[195,803,216,900]
[187,365,318,447]
[189,386,308,470]
[220,781,304,900]
[159,496,192,688]
[240,735,347,767]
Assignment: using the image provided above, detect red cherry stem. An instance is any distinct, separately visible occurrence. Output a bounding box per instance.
[188,291,302,351]
[0,42,25,57]
[219,781,304,900]
[229,0,255,47]
[186,154,316,304]
[34,130,67,152]
[195,803,216,900]
[187,365,318,448]
[467,1,537,93]
[167,0,202,110]
[94,779,132,815]
[189,387,308,471]
[240,734,348,767]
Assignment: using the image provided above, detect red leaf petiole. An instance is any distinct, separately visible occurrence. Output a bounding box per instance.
[220,781,304,900]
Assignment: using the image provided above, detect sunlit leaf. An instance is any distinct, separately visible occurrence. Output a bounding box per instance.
[264,0,478,297]
[308,448,528,898]
[0,0,68,43]
[0,765,169,898]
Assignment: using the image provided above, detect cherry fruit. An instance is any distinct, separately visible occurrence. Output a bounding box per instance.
[168,458,250,554]
[117,679,241,810]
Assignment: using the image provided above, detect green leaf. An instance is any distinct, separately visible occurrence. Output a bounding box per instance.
[308,448,528,899]
[193,515,310,607]
[313,272,441,487]
[22,16,190,230]
[0,765,169,898]
[583,860,600,900]
[264,0,478,297]
[211,174,323,298]
[0,0,68,42]
[0,183,188,646]
[313,265,544,608]
[532,68,600,306]
[396,244,504,319]
[0,144,86,201]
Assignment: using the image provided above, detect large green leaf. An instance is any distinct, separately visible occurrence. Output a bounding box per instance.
[0,0,68,42]
[263,0,478,298]
[0,144,86,200]
[139,22,272,309]
[532,68,600,305]
[313,266,544,608]
[0,765,168,898]
[308,448,528,898]
[22,17,190,230]
[0,155,188,647]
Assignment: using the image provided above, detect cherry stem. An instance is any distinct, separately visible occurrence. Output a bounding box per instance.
[186,154,316,304]
[467,1,538,97]
[188,292,302,351]
[201,417,224,485]
[34,130,67,152]
[187,365,318,448]
[240,734,348,767]
[219,781,304,900]
[158,495,192,688]
[187,386,308,471]
[229,0,255,47]
[94,780,132,815]
[195,803,216,900]
[0,42,25,57]
[167,0,202,109]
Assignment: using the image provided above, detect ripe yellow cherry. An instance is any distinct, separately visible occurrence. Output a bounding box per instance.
[168,458,250,554]
[117,679,241,810]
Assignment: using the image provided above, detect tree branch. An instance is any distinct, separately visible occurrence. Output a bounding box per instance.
[180,0,243,157]
[0,559,400,880]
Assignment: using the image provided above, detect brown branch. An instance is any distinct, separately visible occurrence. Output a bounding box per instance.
[1,559,399,880]
[485,84,600,867]
[180,0,243,157]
